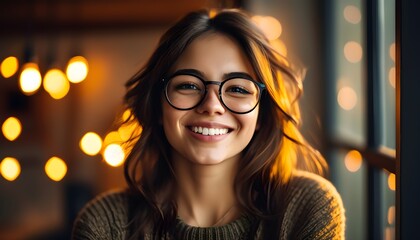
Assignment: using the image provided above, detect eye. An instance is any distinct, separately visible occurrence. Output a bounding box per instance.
[225,85,251,94]
[175,82,201,91]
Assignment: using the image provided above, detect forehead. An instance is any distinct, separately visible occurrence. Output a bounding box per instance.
[171,32,254,78]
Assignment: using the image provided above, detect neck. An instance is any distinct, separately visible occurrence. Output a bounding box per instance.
[173,153,241,227]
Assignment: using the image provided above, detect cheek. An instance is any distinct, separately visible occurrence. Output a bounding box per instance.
[240,109,259,135]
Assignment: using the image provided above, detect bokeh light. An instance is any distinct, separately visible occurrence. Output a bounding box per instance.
[344,41,363,63]
[43,68,70,99]
[252,15,282,41]
[103,144,125,167]
[45,157,67,181]
[2,116,22,141]
[389,43,395,62]
[0,157,21,181]
[344,150,363,172]
[337,86,358,110]
[19,62,42,95]
[270,39,288,57]
[388,173,396,191]
[66,56,89,83]
[80,132,103,156]
[343,5,362,24]
[389,67,396,88]
[1,56,19,78]
[103,131,123,147]
[387,205,395,225]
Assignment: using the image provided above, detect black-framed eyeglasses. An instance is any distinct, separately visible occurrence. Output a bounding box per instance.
[163,71,266,114]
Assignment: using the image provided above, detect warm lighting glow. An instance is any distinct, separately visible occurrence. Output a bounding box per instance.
[0,157,21,181]
[19,63,42,95]
[45,157,67,181]
[103,131,123,146]
[122,109,132,122]
[270,39,288,57]
[344,41,363,63]
[385,227,395,240]
[252,15,282,41]
[388,173,396,191]
[43,68,70,99]
[66,56,89,83]
[387,205,395,225]
[389,43,395,62]
[209,8,218,18]
[80,132,103,156]
[1,56,19,78]
[337,86,357,110]
[389,67,396,88]
[2,116,22,141]
[344,150,362,172]
[118,121,141,142]
[343,5,361,24]
[103,144,125,167]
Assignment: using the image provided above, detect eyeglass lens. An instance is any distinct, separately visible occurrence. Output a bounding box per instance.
[165,74,261,113]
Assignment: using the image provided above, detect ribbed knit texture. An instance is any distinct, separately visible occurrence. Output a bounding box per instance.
[72,171,345,240]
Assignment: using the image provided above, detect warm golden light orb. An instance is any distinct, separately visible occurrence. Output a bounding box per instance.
[389,67,396,88]
[344,41,363,63]
[45,157,67,181]
[19,63,42,95]
[344,150,363,172]
[337,86,358,110]
[0,157,21,181]
[80,132,103,156]
[103,131,123,147]
[343,5,362,24]
[1,56,19,78]
[388,173,396,191]
[2,116,22,141]
[66,56,89,83]
[103,144,125,167]
[252,15,282,41]
[43,68,70,99]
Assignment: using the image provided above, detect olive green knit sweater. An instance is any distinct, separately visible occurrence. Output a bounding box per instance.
[72,171,345,239]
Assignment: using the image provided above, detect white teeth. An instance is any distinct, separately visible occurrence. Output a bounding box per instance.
[190,126,229,136]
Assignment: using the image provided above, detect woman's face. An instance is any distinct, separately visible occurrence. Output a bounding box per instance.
[161,32,260,166]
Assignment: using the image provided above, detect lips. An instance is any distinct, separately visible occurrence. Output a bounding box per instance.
[190,126,229,136]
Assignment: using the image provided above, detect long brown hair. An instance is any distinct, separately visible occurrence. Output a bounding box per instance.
[121,8,327,239]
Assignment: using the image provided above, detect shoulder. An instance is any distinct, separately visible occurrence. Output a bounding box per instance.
[72,189,133,240]
[281,171,346,239]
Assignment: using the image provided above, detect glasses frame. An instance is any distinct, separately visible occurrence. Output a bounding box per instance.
[162,72,266,114]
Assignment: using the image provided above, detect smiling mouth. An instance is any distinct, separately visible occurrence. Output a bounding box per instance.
[190,126,230,136]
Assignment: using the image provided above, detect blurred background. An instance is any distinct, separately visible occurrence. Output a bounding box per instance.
[0,0,397,239]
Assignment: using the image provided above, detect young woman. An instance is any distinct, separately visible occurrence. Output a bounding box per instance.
[73,9,345,240]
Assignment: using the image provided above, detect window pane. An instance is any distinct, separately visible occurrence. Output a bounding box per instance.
[381,170,396,240]
[331,0,366,146]
[330,149,367,239]
[379,0,396,149]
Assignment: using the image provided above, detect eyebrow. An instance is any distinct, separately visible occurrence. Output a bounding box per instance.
[170,68,255,81]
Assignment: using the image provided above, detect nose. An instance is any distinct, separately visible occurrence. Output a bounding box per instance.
[195,84,226,115]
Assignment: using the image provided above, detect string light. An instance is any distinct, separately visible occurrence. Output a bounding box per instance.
[43,68,70,99]
[66,56,89,83]
[80,132,103,156]
[2,116,22,141]
[0,157,21,181]
[45,156,67,181]
[19,62,42,95]
[103,144,125,167]
[1,56,19,78]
